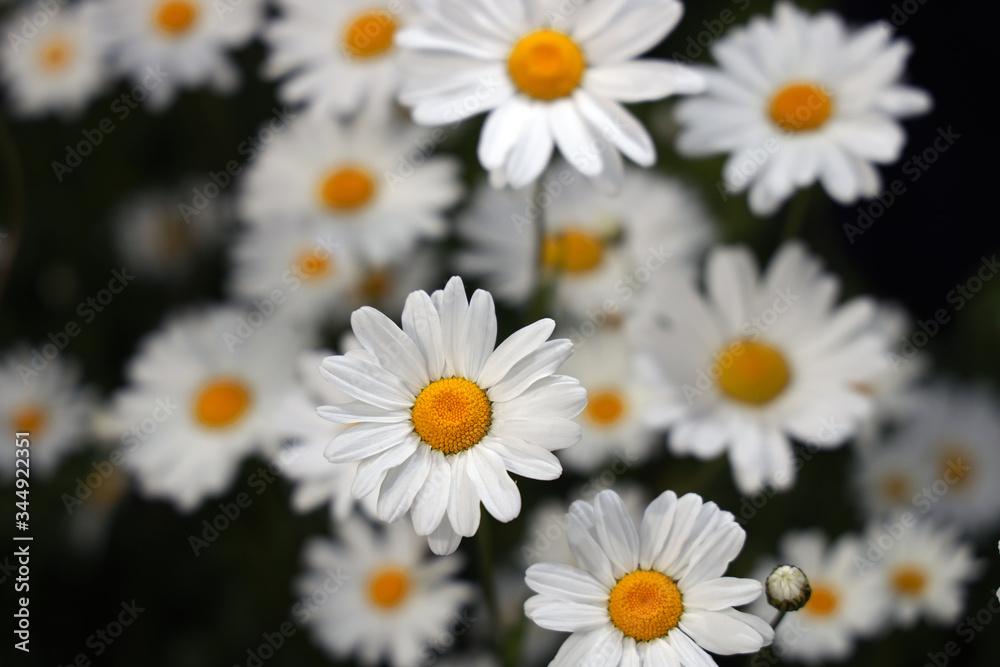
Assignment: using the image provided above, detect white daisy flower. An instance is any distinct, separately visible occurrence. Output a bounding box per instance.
[295,516,475,666]
[635,241,888,494]
[525,489,773,665]
[0,348,96,480]
[749,529,890,663]
[0,1,107,117]
[674,2,932,216]
[263,0,420,117]
[397,0,705,190]
[95,0,265,110]
[239,112,462,266]
[110,306,306,511]
[318,276,586,555]
[345,243,442,321]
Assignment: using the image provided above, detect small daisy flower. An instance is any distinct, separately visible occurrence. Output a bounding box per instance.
[525,489,773,664]
[854,438,932,520]
[318,276,586,555]
[635,241,888,494]
[295,516,475,666]
[239,112,462,266]
[345,243,442,321]
[0,348,96,480]
[0,1,107,117]
[674,2,932,216]
[95,0,265,110]
[111,306,306,511]
[749,529,890,663]
[397,0,705,189]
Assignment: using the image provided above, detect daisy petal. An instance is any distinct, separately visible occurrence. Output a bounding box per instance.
[585,60,705,102]
[466,446,521,522]
[487,339,574,403]
[324,421,415,463]
[575,91,656,166]
[320,355,415,409]
[477,318,555,388]
[594,489,640,577]
[683,577,763,611]
[523,596,609,632]
[402,291,446,381]
[376,443,434,523]
[525,563,610,604]
[447,452,482,537]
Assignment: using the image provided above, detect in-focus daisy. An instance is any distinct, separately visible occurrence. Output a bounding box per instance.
[749,529,890,663]
[634,241,888,494]
[319,276,586,554]
[397,0,705,189]
[0,348,96,480]
[239,112,462,265]
[95,0,265,110]
[110,306,306,511]
[0,1,107,117]
[674,2,932,216]
[525,489,773,665]
[295,516,475,666]
[263,0,419,117]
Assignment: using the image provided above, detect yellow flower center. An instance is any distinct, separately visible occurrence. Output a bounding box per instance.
[318,165,376,211]
[411,378,492,455]
[193,378,252,429]
[891,566,927,597]
[716,341,791,406]
[585,389,626,427]
[159,214,195,260]
[368,566,410,608]
[769,82,834,132]
[940,444,972,489]
[881,473,911,504]
[295,248,334,282]
[342,9,397,59]
[155,0,199,35]
[38,37,72,71]
[359,268,392,302]
[12,404,46,435]
[543,229,604,274]
[803,584,838,617]
[608,570,683,642]
[508,29,586,100]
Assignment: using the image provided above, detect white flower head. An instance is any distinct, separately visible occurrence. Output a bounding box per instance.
[398,0,705,190]
[319,276,586,555]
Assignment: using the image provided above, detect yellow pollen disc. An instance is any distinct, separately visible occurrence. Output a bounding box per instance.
[38,38,72,71]
[295,248,334,282]
[318,165,376,211]
[940,444,973,489]
[891,566,927,596]
[155,0,199,35]
[769,82,834,132]
[360,268,391,302]
[508,29,585,100]
[411,377,492,455]
[543,229,604,274]
[193,378,252,429]
[368,566,410,608]
[159,214,195,260]
[803,584,838,617]
[342,10,397,59]
[716,340,791,406]
[12,404,46,435]
[608,571,683,642]
[881,473,911,504]
[585,389,626,427]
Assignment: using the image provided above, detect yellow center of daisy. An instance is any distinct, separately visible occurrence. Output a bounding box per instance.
[193,378,252,429]
[508,29,586,100]
[367,566,410,608]
[155,0,199,35]
[360,268,392,302]
[319,165,376,211]
[342,9,397,59]
[716,341,791,406]
[585,389,626,427]
[881,473,911,504]
[769,82,834,133]
[543,229,604,274]
[608,570,683,642]
[891,566,927,596]
[91,468,129,508]
[38,38,73,72]
[940,443,972,489]
[12,404,46,435]
[411,377,492,455]
[159,214,195,260]
[803,584,838,616]
[295,248,334,281]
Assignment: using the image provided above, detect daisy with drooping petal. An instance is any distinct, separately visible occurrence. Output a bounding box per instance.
[525,489,773,665]
[319,276,586,555]
[634,241,888,494]
[674,2,932,216]
[397,0,705,190]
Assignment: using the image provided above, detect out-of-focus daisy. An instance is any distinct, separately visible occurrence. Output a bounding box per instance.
[296,516,475,666]
[319,276,586,555]
[345,243,441,321]
[457,165,714,316]
[0,348,96,480]
[240,112,461,265]
[854,438,931,521]
[0,1,107,117]
[398,0,705,189]
[264,0,419,117]
[674,2,932,216]
[111,306,306,511]
[635,241,887,494]
[435,654,500,667]
[749,529,889,663]
[525,489,773,664]
[95,0,265,110]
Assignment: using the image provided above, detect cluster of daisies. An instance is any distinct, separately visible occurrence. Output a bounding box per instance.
[3,0,995,666]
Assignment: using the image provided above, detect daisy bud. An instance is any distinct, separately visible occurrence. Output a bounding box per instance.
[766,564,812,612]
